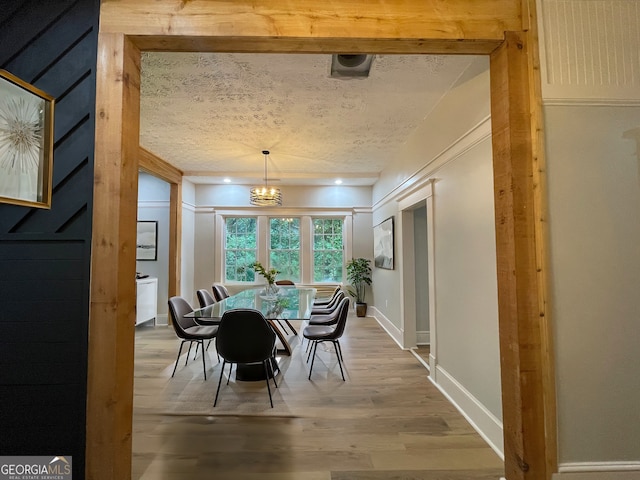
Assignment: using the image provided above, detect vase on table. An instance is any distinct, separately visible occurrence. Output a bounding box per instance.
[265,282,279,297]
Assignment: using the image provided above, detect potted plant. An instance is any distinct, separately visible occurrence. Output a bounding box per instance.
[252,261,280,295]
[346,258,372,317]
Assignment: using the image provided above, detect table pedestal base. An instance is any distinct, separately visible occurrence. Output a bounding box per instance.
[235,358,278,382]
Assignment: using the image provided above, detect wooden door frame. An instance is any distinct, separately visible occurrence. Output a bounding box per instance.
[138,147,183,301]
[88,2,555,479]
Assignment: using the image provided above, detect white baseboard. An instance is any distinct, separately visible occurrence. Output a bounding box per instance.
[554,463,640,480]
[431,365,504,460]
[409,349,430,372]
[370,306,405,349]
[371,307,504,460]
[416,330,430,345]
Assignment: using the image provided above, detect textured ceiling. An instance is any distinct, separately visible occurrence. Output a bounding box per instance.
[140,52,477,186]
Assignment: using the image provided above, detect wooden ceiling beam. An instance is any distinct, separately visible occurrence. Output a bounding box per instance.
[138,147,183,185]
[130,36,503,55]
[100,0,523,46]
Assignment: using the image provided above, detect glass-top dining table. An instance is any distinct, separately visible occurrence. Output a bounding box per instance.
[186,286,316,356]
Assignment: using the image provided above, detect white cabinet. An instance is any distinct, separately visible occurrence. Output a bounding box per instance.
[136,277,158,325]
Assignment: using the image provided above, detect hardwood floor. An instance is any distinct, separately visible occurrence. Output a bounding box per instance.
[413,345,431,368]
[133,315,504,479]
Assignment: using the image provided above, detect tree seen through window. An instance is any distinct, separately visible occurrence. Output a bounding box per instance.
[224,217,257,282]
[313,218,343,282]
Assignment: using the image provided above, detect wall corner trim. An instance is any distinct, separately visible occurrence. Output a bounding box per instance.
[373,115,492,210]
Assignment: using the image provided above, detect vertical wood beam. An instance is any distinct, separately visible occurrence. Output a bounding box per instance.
[87,33,140,480]
[490,30,551,480]
[523,1,558,474]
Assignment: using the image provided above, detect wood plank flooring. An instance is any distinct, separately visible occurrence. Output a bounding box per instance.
[133,315,504,479]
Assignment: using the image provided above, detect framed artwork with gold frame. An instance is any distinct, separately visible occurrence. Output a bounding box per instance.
[0,70,55,209]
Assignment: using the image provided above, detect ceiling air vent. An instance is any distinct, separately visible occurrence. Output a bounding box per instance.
[330,54,374,78]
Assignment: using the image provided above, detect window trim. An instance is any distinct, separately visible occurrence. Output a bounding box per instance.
[223,216,258,283]
[215,208,353,285]
[312,217,345,284]
[268,217,302,283]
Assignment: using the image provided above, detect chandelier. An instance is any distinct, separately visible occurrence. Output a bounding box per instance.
[250,150,282,206]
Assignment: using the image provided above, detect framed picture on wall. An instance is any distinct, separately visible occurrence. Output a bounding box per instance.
[136,221,158,261]
[373,216,394,270]
[0,70,55,209]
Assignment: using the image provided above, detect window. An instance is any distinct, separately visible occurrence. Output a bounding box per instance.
[313,218,343,282]
[269,218,300,282]
[219,214,348,284]
[224,217,257,281]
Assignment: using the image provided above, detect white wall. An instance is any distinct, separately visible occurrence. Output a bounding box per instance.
[196,184,371,208]
[538,0,640,476]
[191,183,373,297]
[371,57,504,455]
[373,57,492,204]
[546,103,640,471]
[431,137,501,418]
[137,172,170,322]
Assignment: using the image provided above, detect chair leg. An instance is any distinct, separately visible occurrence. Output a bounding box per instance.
[263,360,274,408]
[185,341,194,365]
[271,346,280,374]
[333,340,345,381]
[335,340,344,362]
[200,340,207,380]
[214,360,226,407]
[193,341,200,360]
[266,357,277,388]
[308,341,319,380]
[226,362,233,384]
[306,340,316,363]
[171,340,186,377]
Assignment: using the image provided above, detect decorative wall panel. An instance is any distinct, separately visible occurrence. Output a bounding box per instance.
[0,0,99,476]
[539,0,640,102]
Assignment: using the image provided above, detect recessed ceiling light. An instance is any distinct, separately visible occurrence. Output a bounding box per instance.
[223,178,231,183]
[335,179,343,185]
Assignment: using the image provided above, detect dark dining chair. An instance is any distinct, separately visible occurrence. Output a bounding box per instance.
[168,296,218,380]
[212,284,230,302]
[308,292,346,326]
[303,297,350,381]
[197,288,216,308]
[196,289,218,352]
[214,308,278,408]
[311,290,345,315]
[304,292,345,353]
[312,286,341,306]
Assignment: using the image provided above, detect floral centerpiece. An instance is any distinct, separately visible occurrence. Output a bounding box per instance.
[252,261,280,295]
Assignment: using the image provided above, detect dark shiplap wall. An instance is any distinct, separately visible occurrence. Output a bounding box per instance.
[0,0,99,476]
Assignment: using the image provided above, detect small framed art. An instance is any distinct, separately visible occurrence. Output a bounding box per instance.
[373,216,394,270]
[136,221,158,261]
[0,70,55,208]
